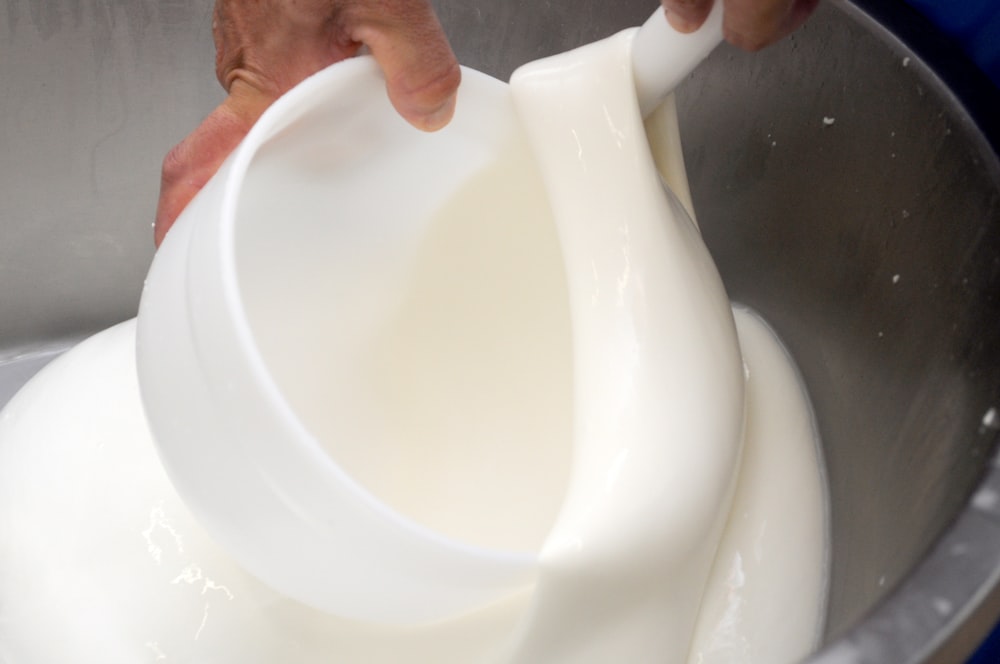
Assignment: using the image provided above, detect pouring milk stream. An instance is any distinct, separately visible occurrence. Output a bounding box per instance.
[504,8,743,661]
[0,5,828,663]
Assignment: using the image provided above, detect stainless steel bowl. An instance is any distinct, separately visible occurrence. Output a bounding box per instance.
[2,0,999,660]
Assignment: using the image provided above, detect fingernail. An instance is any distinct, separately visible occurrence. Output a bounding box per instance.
[420,92,457,132]
[667,12,701,33]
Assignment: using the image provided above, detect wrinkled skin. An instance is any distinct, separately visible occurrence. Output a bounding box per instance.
[154,0,818,245]
[154,0,459,246]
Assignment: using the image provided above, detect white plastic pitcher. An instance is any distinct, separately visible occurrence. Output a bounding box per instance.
[136,7,723,626]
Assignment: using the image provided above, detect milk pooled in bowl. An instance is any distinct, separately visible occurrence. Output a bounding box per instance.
[0,25,828,664]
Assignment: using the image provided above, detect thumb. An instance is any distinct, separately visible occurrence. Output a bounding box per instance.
[661,0,714,33]
[348,1,462,131]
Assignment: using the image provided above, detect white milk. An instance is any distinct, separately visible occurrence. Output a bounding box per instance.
[689,308,828,664]
[0,315,825,664]
[0,24,827,664]
[0,321,522,664]
[505,29,745,664]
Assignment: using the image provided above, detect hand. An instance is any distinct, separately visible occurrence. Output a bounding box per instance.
[155,0,460,246]
[662,0,820,51]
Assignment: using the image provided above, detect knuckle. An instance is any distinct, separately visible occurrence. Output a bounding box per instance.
[408,58,461,102]
[160,141,189,188]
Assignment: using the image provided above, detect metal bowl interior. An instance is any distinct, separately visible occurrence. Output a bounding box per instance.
[2,0,999,661]
[673,3,1000,660]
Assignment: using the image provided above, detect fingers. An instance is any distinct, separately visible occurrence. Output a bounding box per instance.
[154,0,459,245]
[723,0,820,51]
[345,0,461,131]
[661,0,714,33]
[154,89,264,246]
[660,0,820,50]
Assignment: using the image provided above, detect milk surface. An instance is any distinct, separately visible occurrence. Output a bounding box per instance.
[0,314,824,663]
[0,24,827,664]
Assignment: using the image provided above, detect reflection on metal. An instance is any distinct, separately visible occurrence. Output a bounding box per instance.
[2,0,999,661]
[0,0,219,346]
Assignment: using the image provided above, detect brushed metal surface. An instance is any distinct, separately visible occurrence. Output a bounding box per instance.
[676,0,1000,643]
[2,0,999,661]
[0,0,219,347]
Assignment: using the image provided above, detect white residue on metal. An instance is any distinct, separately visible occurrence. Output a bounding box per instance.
[822,117,836,126]
[931,597,953,617]
[982,407,998,430]
[972,486,1000,512]
[902,57,911,67]
[892,274,900,285]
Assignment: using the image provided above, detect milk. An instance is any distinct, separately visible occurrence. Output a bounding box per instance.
[690,308,828,663]
[0,23,827,664]
[505,29,744,663]
[0,314,825,664]
[0,321,523,664]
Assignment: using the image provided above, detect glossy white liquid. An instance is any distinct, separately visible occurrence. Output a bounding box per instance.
[0,311,825,663]
[0,321,522,664]
[0,24,827,664]
[506,29,746,663]
[689,308,828,664]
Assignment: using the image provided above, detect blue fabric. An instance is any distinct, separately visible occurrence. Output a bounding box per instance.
[968,618,1000,663]
[904,0,1000,87]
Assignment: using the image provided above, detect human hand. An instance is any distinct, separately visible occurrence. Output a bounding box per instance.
[154,0,460,246]
[661,0,820,51]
